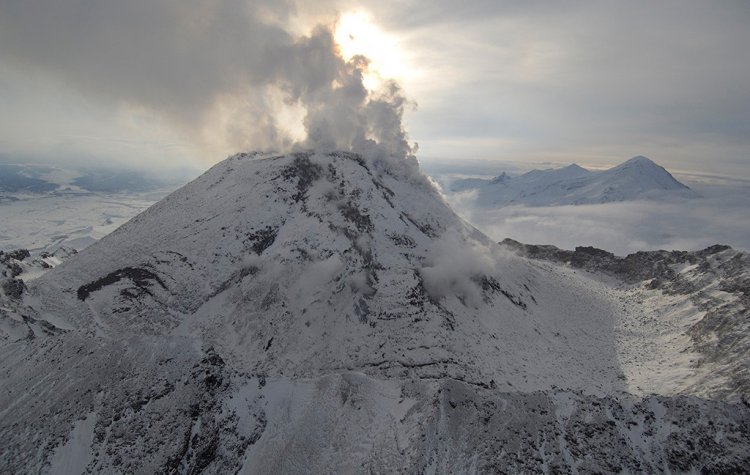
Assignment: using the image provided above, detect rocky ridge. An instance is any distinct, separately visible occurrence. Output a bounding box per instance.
[501,238,750,403]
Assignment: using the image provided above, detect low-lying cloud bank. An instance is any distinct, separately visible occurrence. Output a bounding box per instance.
[444,179,750,256]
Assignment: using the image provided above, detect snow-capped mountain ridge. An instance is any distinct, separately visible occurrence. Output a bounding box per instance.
[1,151,748,473]
[450,155,698,207]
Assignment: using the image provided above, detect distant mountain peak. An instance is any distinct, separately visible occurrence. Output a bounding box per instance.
[626,155,655,164]
[608,155,691,190]
[614,155,662,170]
[449,155,696,207]
[489,172,510,184]
[556,163,592,178]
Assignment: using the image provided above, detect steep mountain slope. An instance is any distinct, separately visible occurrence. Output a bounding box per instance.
[1,151,748,473]
[9,151,626,394]
[451,155,698,207]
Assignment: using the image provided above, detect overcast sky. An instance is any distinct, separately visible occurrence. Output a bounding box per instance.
[1,1,748,177]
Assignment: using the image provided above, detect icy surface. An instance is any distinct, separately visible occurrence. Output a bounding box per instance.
[0,191,170,252]
[1,151,748,473]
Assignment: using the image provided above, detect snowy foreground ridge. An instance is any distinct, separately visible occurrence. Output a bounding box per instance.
[1,151,748,473]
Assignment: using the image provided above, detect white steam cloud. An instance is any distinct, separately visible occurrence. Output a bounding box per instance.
[420,231,495,308]
[0,0,416,161]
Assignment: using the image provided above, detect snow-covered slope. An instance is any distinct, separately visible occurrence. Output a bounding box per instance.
[501,239,750,403]
[1,151,748,473]
[451,155,698,207]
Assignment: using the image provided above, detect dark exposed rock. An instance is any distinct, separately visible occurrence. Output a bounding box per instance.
[189,427,220,474]
[77,267,167,301]
[2,278,26,299]
[52,246,79,260]
[282,152,323,202]
[388,233,416,248]
[5,249,30,262]
[476,275,527,309]
[417,385,750,474]
[245,226,278,255]
[338,201,374,233]
[7,262,22,278]
[500,238,736,287]
[401,212,439,238]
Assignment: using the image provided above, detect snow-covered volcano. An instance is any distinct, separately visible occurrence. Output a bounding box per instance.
[11,151,588,388]
[1,151,748,473]
[450,155,698,207]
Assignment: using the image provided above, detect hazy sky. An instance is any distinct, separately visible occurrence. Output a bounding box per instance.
[1,1,749,177]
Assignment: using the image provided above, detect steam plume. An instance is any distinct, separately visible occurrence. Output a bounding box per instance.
[0,0,416,160]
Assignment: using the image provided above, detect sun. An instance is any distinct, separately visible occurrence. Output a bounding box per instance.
[334,11,407,90]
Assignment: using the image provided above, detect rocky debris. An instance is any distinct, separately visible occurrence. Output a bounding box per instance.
[411,381,750,474]
[0,247,80,324]
[0,250,25,280]
[338,200,374,233]
[0,246,83,341]
[1,246,77,281]
[0,335,249,474]
[388,233,416,248]
[2,260,22,279]
[55,373,742,474]
[42,246,79,260]
[2,249,30,262]
[1,278,26,299]
[500,239,743,289]
[281,152,323,202]
[245,226,279,255]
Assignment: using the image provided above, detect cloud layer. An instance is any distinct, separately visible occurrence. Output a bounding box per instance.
[446,179,750,256]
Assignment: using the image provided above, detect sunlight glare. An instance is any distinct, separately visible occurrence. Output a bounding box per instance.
[334,11,407,90]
